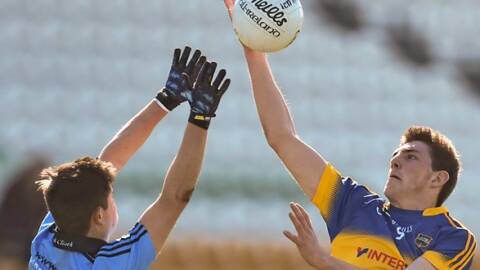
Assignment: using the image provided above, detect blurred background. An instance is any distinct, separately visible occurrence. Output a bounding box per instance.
[1,0,479,269]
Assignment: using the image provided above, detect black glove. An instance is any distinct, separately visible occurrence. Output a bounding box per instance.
[155,46,206,111]
[185,62,230,129]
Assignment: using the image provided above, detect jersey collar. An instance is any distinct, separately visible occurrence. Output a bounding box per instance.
[422,206,449,216]
[52,226,107,255]
[383,202,449,216]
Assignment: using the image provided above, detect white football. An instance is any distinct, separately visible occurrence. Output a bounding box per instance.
[232,0,304,53]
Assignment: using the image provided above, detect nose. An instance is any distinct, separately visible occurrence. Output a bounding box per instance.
[391,157,401,169]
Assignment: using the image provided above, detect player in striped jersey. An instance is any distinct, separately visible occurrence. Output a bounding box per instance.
[222,1,476,269]
[29,46,230,270]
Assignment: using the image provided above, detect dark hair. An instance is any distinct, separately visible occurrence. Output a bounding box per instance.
[400,126,461,206]
[37,157,116,235]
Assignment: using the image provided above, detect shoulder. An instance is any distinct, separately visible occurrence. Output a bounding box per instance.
[438,213,475,249]
[434,212,475,245]
[93,223,156,269]
[37,212,55,232]
[312,164,380,208]
[31,219,55,248]
[423,213,476,270]
[97,223,151,258]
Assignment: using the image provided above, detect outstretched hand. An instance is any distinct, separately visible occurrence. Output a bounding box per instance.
[186,61,230,129]
[284,202,326,269]
[284,203,361,270]
[156,46,206,111]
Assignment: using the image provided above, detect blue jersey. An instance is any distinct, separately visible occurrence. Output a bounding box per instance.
[29,213,156,270]
[312,164,476,270]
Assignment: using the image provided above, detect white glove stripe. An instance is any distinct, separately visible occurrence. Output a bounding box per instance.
[153,98,170,112]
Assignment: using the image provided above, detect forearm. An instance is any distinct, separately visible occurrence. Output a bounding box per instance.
[243,48,297,146]
[99,101,167,171]
[160,123,207,203]
[138,123,207,252]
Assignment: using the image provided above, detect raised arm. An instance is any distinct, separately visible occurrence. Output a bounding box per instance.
[98,102,166,171]
[139,61,230,252]
[139,123,206,252]
[99,47,205,171]
[244,50,328,198]
[224,0,328,199]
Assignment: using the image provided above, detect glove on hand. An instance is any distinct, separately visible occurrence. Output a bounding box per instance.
[155,46,205,111]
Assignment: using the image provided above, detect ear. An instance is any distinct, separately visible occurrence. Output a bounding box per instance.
[90,206,105,226]
[431,170,449,188]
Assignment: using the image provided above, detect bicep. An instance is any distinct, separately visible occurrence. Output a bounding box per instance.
[407,257,437,270]
[273,135,328,199]
[138,197,186,253]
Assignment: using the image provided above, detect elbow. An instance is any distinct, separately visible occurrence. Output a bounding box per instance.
[160,187,195,206]
[265,130,296,151]
[175,188,195,204]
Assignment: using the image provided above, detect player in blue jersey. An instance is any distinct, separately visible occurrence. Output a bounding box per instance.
[29,46,230,270]
[222,1,476,269]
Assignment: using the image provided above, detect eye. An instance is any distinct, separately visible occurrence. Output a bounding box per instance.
[407,154,417,160]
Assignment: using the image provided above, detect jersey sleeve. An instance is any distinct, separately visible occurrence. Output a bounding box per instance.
[422,227,476,270]
[93,223,156,270]
[311,164,377,239]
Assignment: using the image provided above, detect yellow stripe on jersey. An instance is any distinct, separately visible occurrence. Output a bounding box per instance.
[448,233,472,267]
[311,164,341,221]
[422,251,449,270]
[444,213,458,228]
[443,213,477,269]
[453,239,476,270]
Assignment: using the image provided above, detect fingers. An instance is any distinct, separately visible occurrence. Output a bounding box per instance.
[196,62,210,84]
[289,209,306,237]
[296,203,313,229]
[290,202,310,231]
[172,48,181,66]
[224,0,234,19]
[178,46,192,67]
[218,78,230,96]
[185,49,202,74]
[283,230,299,245]
[212,69,226,89]
[207,62,217,83]
[176,50,229,94]
[192,56,207,80]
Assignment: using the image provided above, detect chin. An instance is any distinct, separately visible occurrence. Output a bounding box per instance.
[384,185,394,201]
[384,191,394,202]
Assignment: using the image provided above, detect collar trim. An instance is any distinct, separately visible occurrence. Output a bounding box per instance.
[422,206,449,216]
[52,226,107,256]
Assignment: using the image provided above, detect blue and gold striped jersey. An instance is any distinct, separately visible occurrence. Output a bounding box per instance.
[312,164,476,270]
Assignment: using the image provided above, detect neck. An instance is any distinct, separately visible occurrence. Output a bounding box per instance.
[389,195,437,211]
[86,226,109,242]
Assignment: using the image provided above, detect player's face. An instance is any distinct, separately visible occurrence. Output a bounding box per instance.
[384,141,436,205]
[104,190,119,240]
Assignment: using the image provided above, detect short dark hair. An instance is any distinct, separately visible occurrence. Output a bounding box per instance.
[37,157,116,235]
[400,126,461,206]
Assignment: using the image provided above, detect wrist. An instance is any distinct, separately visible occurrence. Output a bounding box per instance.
[153,98,169,113]
[155,87,181,111]
[188,111,213,130]
[311,252,332,270]
[146,101,168,122]
[243,46,266,58]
